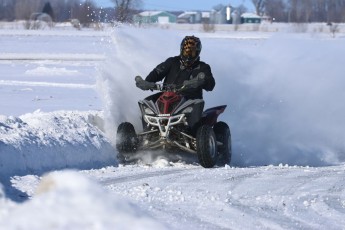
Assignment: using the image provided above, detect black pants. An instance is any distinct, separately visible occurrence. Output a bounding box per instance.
[186,100,204,135]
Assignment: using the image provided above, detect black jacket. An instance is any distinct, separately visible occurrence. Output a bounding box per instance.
[145,56,215,99]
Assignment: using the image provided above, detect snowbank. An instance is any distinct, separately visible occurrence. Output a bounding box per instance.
[0,171,167,230]
[0,110,116,178]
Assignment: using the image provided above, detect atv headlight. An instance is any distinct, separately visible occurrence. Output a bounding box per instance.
[182,107,193,114]
[144,107,155,115]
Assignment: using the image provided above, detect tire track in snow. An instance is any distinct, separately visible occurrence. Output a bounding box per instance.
[0,53,105,61]
[99,167,195,186]
[0,80,94,89]
[284,168,345,228]
[222,167,345,229]
[98,166,229,229]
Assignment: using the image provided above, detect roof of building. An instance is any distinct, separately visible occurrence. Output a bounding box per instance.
[177,11,211,19]
[138,11,164,17]
[241,13,261,19]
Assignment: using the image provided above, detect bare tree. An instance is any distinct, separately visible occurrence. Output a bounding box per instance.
[252,0,266,16]
[14,0,44,20]
[339,0,345,22]
[303,0,313,22]
[42,2,55,21]
[288,0,310,22]
[0,0,16,20]
[264,0,287,22]
[287,0,345,23]
[44,0,80,22]
[212,4,225,11]
[237,4,248,16]
[77,0,97,26]
[312,0,327,22]
[111,0,142,22]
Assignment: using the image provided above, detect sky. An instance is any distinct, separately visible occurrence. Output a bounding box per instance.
[1,22,345,229]
[98,0,254,11]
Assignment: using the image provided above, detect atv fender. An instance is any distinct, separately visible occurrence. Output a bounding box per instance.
[201,105,227,126]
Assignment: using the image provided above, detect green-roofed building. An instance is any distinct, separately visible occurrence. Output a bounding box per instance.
[133,11,177,24]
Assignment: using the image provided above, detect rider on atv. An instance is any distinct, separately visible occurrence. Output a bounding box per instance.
[136,36,215,133]
[117,36,231,168]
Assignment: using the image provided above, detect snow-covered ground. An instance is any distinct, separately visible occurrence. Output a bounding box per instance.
[0,24,345,229]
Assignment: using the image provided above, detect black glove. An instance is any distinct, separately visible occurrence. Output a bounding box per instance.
[183,72,205,89]
[135,76,156,91]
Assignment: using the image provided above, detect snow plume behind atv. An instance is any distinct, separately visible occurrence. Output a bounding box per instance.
[115,76,231,168]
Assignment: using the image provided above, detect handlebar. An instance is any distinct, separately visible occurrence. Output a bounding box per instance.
[135,75,143,82]
[135,76,186,92]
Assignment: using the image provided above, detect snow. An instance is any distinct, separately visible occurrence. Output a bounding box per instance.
[1,24,345,229]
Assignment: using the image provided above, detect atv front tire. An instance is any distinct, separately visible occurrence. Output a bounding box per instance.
[214,121,232,166]
[196,125,218,168]
[116,122,138,154]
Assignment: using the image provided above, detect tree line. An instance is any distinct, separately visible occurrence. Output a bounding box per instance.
[0,0,96,22]
[0,0,142,24]
[1,0,344,24]
[252,0,345,22]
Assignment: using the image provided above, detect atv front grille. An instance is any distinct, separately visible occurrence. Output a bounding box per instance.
[144,114,186,138]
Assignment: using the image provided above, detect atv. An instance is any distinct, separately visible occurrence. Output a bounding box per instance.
[115,76,231,168]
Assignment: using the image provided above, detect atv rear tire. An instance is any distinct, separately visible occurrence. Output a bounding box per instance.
[196,125,218,168]
[116,122,138,154]
[214,121,232,166]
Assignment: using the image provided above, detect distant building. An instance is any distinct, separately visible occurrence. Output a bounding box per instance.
[210,5,234,24]
[133,11,176,24]
[210,9,222,24]
[241,13,261,24]
[177,11,200,23]
[201,12,211,23]
[132,9,260,25]
[176,11,211,24]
